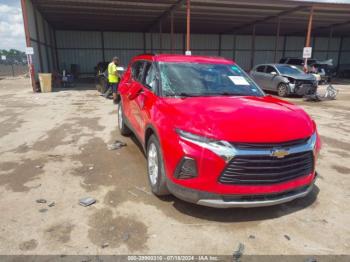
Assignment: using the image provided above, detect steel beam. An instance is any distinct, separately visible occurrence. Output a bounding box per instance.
[33,8,44,73]
[223,5,308,34]
[274,17,281,63]
[326,27,333,59]
[146,0,186,32]
[21,0,36,92]
[170,11,174,53]
[186,0,191,53]
[250,24,256,70]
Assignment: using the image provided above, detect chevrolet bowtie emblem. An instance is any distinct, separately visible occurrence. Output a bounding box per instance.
[271,149,289,158]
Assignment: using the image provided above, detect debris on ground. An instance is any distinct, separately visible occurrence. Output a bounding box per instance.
[35,165,43,169]
[128,191,138,197]
[134,186,152,195]
[284,234,291,241]
[304,258,318,262]
[36,199,47,204]
[101,242,109,248]
[107,140,127,150]
[48,202,55,207]
[122,232,130,241]
[248,235,255,239]
[39,208,48,213]
[79,197,96,207]
[88,166,94,171]
[232,242,245,261]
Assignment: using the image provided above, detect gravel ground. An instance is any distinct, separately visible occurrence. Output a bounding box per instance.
[0,77,349,255]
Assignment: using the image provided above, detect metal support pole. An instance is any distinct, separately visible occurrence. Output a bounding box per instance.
[337,36,343,73]
[49,26,56,71]
[159,21,162,53]
[21,0,36,92]
[170,11,174,53]
[101,31,105,62]
[150,31,153,53]
[143,32,146,53]
[274,17,281,63]
[326,27,333,59]
[250,24,256,70]
[33,9,43,73]
[282,36,287,58]
[186,0,191,53]
[53,30,60,72]
[232,34,236,60]
[43,22,51,72]
[304,6,314,69]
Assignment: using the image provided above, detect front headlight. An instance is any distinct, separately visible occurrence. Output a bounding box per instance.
[176,129,236,162]
[308,131,317,150]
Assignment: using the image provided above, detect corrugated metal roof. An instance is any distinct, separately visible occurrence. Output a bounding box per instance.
[31,0,350,36]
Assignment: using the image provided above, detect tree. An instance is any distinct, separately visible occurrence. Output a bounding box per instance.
[0,49,27,64]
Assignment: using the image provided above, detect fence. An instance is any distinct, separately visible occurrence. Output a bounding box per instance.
[0,64,28,77]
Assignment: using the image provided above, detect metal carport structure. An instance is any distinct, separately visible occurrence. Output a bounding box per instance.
[21,0,350,91]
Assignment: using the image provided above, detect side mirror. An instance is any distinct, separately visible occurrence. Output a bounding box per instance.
[128,85,142,100]
[271,71,277,75]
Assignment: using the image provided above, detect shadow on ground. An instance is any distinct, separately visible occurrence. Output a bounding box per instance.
[161,186,319,223]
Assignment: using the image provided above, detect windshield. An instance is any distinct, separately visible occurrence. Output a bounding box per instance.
[276,65,304,75]
[158,62,264,97]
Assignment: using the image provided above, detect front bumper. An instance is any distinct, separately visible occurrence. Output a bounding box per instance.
[167,176,316,208]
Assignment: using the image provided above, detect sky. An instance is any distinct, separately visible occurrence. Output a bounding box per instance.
[0,0,26,51]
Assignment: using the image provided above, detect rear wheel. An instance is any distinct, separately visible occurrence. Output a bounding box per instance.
[147,135,169,196]
[277,83,289,97]
[118,102,131,136]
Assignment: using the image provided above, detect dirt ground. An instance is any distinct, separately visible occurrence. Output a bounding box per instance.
[0,77,349,255]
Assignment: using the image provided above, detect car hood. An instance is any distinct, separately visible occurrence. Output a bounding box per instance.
[161,95,314,142]
[281,73,316,81]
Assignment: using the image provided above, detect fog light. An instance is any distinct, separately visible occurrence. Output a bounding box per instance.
[174,157,198,179]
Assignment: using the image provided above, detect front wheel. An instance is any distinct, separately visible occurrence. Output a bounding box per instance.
[147,135,169,196]
[277,83,289,97]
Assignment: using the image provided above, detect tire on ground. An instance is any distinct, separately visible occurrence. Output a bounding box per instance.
[147,135,170,196]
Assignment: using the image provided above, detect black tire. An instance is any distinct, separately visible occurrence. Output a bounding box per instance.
[146,135,170,196]
[99,77,108,94]
[117,102,131,136]
[277,83,289,97]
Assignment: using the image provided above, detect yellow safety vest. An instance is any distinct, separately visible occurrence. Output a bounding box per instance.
[108,62,119,83]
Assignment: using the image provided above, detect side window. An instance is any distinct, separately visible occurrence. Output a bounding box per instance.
[143,62,158,92]
[266,66,277,74]
[256,66,265,73]
[131,61,144,82]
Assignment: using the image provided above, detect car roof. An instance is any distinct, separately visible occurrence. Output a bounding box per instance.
[132,54,235,64]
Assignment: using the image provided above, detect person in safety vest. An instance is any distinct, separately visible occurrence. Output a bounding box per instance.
[107,56,120,103]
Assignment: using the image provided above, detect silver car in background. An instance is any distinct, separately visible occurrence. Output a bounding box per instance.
[250,64,317,97]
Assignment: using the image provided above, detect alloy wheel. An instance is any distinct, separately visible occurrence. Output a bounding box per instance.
[148,143,159,186]
[118,104,123,129]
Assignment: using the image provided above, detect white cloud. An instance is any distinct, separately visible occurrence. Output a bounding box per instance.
[0,4,26,51]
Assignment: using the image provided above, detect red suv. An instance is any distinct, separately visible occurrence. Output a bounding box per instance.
[117,54,321,208]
